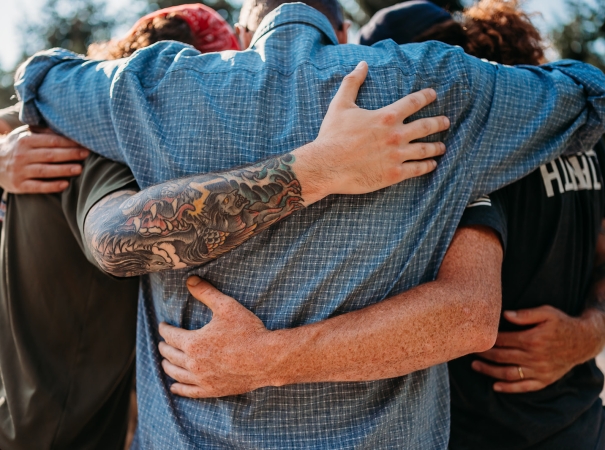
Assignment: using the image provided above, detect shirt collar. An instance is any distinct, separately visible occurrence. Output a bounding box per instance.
[250,3,339,47]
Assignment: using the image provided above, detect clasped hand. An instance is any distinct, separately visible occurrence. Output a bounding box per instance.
[472,305,599,393]
[0,126,88,193]
[159,277,276,398]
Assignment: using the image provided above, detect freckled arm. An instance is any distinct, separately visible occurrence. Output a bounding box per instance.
[262,226,503,385]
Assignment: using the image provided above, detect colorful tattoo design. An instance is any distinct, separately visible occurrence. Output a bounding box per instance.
[86,154,304,277]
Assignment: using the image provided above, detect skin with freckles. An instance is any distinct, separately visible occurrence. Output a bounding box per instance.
[85,63,449,277]
[471,218,605,393]
[158,225,502,398]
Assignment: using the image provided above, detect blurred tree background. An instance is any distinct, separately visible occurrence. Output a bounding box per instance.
[552,0,605,71]
[1,0,604,108]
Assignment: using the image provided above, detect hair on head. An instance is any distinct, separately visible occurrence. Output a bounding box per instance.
[88,15,195,60]
[462,0,544,65]
[240,0,344,31]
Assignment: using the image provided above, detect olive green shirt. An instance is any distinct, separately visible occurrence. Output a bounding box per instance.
[0,154,139,450]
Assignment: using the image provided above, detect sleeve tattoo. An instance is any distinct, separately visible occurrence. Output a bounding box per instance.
[85,154,304,277]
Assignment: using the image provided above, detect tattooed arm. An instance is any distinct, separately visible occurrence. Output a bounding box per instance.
[85,62,450,277]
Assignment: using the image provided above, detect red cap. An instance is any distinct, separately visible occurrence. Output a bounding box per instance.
[129,3,240,53]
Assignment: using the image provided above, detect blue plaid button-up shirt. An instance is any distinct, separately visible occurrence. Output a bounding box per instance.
[15,4,605,449]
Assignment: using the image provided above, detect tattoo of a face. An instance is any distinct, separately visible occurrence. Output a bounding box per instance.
[86,154,304,277]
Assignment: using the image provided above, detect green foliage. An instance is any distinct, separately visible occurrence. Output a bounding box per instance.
[0,0,116,108]
[551,0,605,72]
[0,68,16,109]
[22,0,115,59]
[0,0,244,109]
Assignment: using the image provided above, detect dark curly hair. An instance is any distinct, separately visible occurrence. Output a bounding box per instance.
[87,15,194,60]
[409,0,544,66]
[462,0,544,66]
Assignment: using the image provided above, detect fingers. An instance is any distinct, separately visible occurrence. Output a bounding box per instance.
[398,160,438,180]
[21,132,82,149]
[503,306,555,325]
[493,331,525,348]
[471,360,531,382]
[472,360,548,393]
[23,163,82,180]
[402,116,450,142]
[493,380,546,393]
[399,142,445,162]
[158,341,189,368]
[170,382,207,399]
[478,347,527,365]
[332,61,369,107]
[158,321,190,349]
[18,179,70,194]
[162,359,198,385]
[385,88,437,119]
[186,276,234,315]
[23,147,89,164]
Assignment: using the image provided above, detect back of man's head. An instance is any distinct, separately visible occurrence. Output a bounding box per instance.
[239,0,344,33]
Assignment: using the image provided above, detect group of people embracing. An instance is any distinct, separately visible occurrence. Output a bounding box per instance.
[1,0,605,449]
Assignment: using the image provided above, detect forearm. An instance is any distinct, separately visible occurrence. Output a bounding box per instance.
[577,308,605,363]
[85,145,327,277]
[265,226,502,385]
[579,245,605,363]
[266,279,497,385]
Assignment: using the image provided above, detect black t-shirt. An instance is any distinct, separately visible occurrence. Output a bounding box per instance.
[0,154,139,450]
[449,142,605,450]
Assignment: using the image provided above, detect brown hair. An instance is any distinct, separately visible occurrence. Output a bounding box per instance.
[462,0,544,66]
[87,15,194,60]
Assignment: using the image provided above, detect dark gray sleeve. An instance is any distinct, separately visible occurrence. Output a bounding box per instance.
[459,193,508,253]
[61,153,140,268]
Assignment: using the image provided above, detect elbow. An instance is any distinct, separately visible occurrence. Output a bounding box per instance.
[464,291,501,353]
[86,238,123,277]
[473,318,499,353]
[84,222,130,278]
[90,247,122,277]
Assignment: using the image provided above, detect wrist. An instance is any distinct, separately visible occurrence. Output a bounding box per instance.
[260,326,318,388]
[578,308,605,362]
[290,141,334,206]
[259,329,298,387]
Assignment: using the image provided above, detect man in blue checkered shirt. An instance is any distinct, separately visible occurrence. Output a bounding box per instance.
[14,0,605,447]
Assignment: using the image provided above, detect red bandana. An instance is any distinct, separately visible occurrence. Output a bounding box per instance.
[130,3,240,53]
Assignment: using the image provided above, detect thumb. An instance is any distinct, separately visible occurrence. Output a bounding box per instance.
[503,306,553,325]
[332,61,368,107]
[186,276,234,315]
